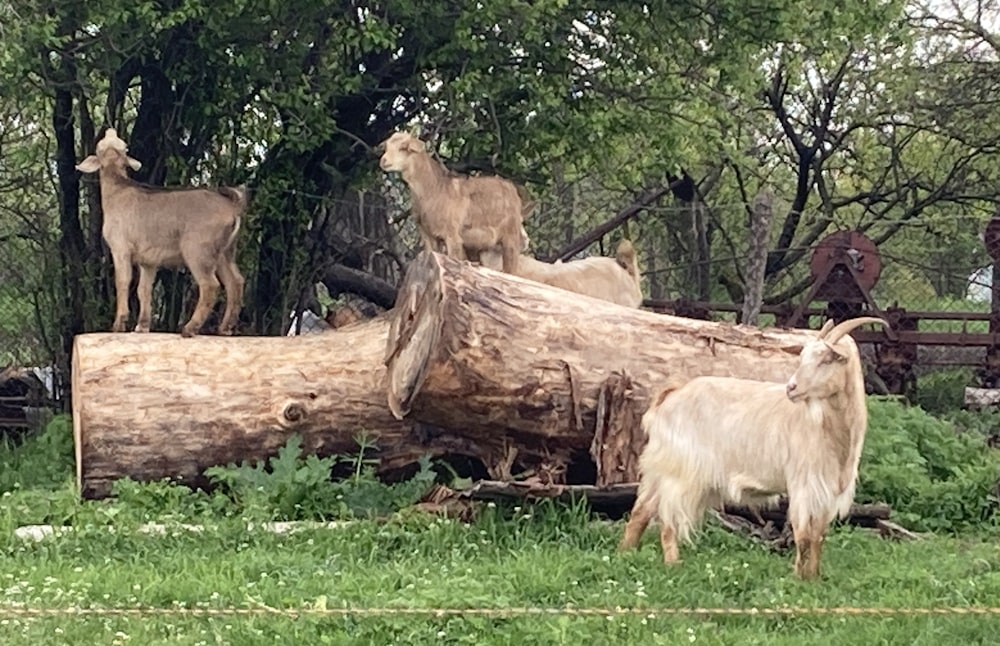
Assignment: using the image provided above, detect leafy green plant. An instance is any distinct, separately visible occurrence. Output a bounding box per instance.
[859,398,1000,532]
[912,368,976,416]
[204,434,438,521]
[0,413,74,492]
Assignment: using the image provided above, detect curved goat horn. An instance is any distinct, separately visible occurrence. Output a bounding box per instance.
[817,319,836,337]
[824,316,889,346]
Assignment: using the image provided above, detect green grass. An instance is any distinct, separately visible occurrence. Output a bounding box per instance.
[0,507,999,644]
[1,405,1000,644]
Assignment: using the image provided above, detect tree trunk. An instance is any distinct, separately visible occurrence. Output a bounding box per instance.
[742,190,774,326]
[385,251,819,485]
[71,316,458,499]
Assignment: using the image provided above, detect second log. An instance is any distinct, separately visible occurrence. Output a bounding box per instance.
[384,251,825,485]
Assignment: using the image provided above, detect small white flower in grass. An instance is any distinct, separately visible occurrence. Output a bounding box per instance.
[602,555,610,562]
[55,627,63,634]
[487,502,496,508]
[132,583,141,591]
[437,631,446,638]
[73,567,83,573]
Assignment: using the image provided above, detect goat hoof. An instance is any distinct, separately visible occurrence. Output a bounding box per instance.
[180,327,197,338]
[133,325,150,333]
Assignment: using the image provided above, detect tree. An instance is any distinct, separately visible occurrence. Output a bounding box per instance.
[0,0,902,379]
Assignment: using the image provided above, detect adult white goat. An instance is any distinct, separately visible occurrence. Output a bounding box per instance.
[479,239,643,308]
[379,131,526,274]
[76,128,247,337]
[618,316,888,579]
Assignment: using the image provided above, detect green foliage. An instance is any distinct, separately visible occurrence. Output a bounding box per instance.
[204,434,438,521]
[0,414,74,492]
[858,398,1000,533]
[913,369,977,416]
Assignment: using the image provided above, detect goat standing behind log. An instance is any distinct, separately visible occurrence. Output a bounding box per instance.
[379,132,525,273]
[480,239,643,308]
[619,316,888,579]
[76,128,247,337]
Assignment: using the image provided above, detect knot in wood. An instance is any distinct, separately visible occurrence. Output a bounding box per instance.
[281,402,307,425]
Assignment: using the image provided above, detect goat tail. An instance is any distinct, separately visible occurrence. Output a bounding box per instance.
[225,215,242,252]
[218,184,251,213]
[615,239,640,283]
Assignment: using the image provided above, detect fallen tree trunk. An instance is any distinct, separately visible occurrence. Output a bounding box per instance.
[71,316,469,499]
[385,251,822,485]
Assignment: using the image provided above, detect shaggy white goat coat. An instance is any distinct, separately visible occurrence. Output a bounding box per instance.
[638,377,862,543]
[621,316,887,579]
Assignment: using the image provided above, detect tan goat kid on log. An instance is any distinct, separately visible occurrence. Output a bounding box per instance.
[379,131,526,274]
[480,239,643,308]
[76,128,247,337]
[619,316,888,579]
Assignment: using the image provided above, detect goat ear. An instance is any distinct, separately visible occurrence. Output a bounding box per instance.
[126,156,142,171]
[75,156,101,173]
[826,343,848,362]
[404,138,425,153]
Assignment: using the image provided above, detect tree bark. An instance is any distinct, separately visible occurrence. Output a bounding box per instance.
[385,251,820,485]
[321,263,398,309]
[741,190,774,326]
[71,316,460,499]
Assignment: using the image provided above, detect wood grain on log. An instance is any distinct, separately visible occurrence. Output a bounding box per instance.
[71,316,457,499]
[384,251,824,484]
[964,387,1000,408]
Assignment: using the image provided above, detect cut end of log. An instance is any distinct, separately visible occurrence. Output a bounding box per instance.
[385,251,447,420]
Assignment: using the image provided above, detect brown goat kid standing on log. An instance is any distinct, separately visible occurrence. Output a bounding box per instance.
[619,316,888,579]
[76,128,247,337]
[379,132,526,274]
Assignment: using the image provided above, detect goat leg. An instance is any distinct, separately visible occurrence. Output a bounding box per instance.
[619,483,657,551]
[216,256,245,336]
[444,235,467,262]
[110,255,133,333]
[134,265,156,333]
[659,524,681,564]
[418,229,440,254]
[790,508,826,580]
[181,266,220,338]
[499,239,520,274]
